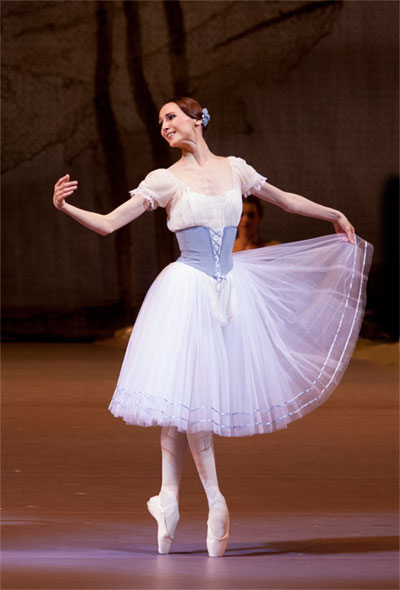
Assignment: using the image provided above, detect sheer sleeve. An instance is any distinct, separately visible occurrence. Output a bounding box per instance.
[228,156,267,197]
[129,169,178,210]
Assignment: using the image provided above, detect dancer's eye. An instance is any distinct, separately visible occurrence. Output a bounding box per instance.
[159,114,176,126]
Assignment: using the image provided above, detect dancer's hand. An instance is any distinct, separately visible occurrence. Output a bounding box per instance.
[333,213,355,244]
[53,174,78,210]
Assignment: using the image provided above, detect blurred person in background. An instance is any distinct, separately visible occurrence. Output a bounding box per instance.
[233,195,280,251]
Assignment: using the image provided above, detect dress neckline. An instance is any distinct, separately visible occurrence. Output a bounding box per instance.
[165,157,236,197]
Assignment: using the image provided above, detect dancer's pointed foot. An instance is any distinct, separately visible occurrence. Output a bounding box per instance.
[206,493,230,557]
[147,490,180,554]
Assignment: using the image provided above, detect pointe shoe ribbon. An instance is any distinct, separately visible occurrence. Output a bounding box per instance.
[206,495,230,557]
[146,494,180,554]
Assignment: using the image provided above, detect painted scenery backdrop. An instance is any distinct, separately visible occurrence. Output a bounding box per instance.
[2,1,398,339]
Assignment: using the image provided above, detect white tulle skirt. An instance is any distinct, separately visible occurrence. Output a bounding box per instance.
[108,234,373,437]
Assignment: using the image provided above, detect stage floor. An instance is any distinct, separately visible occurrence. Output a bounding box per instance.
[1,339,399,589]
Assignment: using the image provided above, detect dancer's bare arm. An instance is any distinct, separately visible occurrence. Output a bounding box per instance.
[253,182,355,244]
[53,175,148,236]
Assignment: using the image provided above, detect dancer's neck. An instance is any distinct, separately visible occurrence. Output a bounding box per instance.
[179,136,215,167]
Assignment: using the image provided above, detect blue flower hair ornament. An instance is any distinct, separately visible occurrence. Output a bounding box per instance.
[201,107,210,127]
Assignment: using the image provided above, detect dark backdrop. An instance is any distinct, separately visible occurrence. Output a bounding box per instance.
[2,0,398,339]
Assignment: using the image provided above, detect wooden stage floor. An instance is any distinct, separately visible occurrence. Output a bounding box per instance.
[1,339,399,589]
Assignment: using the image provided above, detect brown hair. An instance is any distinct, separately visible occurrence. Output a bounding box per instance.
[243,195,264,217]
[168,96,208,133]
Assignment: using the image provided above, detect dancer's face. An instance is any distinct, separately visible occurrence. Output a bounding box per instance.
[239,202,260,237]
[158,102,200,147]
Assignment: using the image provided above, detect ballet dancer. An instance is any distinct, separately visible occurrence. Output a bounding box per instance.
[53,97,372,557]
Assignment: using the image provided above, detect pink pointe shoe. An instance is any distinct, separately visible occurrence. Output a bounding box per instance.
[146,492,180,554]
[206,494,230,557]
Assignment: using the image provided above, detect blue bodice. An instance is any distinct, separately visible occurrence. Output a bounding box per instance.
[176,226,237,285]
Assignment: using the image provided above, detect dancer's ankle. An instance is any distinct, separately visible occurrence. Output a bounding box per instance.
[206,488,226,510]
[159,486,179,503]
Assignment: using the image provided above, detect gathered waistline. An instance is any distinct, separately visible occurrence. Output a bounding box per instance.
[175,225,237,285]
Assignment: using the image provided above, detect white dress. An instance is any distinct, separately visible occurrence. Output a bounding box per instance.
[108,157,373,437]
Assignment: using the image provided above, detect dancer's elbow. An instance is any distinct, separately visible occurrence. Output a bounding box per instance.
[279,192,298,213]
[101,215,117,235]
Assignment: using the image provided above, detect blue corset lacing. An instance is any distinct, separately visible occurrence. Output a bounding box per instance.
[176,226,237,288]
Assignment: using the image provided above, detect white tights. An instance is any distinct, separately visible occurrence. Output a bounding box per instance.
[159,426,224,510]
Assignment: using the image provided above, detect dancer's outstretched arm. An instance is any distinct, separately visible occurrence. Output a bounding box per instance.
[53,174,148,236]
[254,182,355,244]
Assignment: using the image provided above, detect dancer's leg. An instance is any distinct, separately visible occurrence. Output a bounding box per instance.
[186,430,221,506]
[159,425,188,503]
[186,430,229,541]
[147,426,188,554]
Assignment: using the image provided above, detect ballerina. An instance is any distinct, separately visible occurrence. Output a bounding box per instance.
[53,96,372,558]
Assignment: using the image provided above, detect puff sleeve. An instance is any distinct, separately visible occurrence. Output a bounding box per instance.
[228,156,267,197]
[129,169,177,210]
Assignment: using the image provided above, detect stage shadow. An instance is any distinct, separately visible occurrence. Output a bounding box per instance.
[172,535,399,557]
